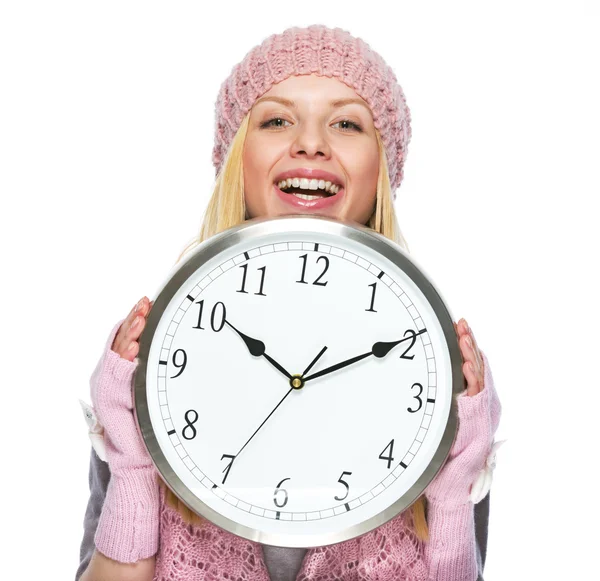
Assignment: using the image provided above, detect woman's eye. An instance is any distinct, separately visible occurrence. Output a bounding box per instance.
[261,117,291,129]
[332,119,362,132]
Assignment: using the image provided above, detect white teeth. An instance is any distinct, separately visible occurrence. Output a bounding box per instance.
[277,177,341,194]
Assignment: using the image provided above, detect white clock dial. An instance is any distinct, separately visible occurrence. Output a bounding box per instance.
[135,215,462,548]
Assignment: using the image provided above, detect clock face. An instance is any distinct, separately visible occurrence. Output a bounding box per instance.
[135,215,461,548]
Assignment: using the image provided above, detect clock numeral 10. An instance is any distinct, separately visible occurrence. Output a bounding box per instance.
[297,254,329,286]
[192,300,227,332]
[237,264,267,296]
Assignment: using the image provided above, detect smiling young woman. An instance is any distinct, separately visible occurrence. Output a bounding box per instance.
[78,24,501,581]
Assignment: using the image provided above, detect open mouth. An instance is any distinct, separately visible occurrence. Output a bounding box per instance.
[276,177,343,201]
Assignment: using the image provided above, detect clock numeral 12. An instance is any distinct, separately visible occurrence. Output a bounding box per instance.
[297,254,329,286]
[237,264,267,296]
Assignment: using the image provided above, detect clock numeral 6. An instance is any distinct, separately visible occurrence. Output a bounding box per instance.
[182,409,198,440]
[297,254,329,286]
[408,382,423,413]
[334,471,352,501]
[273,477,291,508]
[193,300,227,332]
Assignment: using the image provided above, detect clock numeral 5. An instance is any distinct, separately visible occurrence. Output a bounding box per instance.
[273,477,291,508]
[297,254,329,286]
[182,409,198,440]
[193,300,227,332]
[334,471,352,501]
[237,264,267,296]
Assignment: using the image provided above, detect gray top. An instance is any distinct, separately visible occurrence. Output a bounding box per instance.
[75,448,489,581]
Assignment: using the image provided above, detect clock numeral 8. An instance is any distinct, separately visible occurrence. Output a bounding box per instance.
[182,409,199,440]
[273,477,291,508]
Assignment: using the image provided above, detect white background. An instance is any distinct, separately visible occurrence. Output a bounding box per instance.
[1,1,598,579]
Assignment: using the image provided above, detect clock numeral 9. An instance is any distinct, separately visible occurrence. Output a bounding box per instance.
[193,300,227,332]
[334,471,352,501]
[182,409,198,440]
[171,349,187,378]
[237,264,267,296]
[297,254,329,286]
[273,477,291,508]
[408,382,423,413]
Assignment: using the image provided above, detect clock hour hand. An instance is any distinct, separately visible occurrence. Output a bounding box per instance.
[225,319,293,380]
[303,329,427,383]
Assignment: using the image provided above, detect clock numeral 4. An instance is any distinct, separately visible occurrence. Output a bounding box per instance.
[408,382,423,413]
[297,254,329,286]
[379,439,395,469]
[237,264,267,296]
[273,477,291,508]
[334,471,352,501]
[193,300,227,332]
[182,409,198,440]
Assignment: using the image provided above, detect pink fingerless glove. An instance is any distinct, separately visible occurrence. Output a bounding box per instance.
[90,318,160,563]
[424,350,502,508]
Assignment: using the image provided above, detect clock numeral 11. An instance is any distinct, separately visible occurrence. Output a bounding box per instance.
[237,264,267,296]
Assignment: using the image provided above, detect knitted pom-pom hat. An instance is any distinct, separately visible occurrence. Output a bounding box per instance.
[212,24,412,197]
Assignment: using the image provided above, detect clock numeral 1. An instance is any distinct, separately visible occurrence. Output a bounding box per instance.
[193,300,227,332]
[296,254,329,286]
[334,471,352,501]
[273,477,291,508]
[237,264,267,296]
[408,383,423,413]
[366,282,377,312]
[182,409,198,440]
[379,438,395,469]
[220,454,235,484]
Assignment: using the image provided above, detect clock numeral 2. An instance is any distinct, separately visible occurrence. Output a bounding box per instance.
[182,409,198,440]
[273,477,291,508]
[237,264,267,296]
[297,254,329,286]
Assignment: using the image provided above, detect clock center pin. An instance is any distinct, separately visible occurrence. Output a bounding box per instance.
[290,374,305,390]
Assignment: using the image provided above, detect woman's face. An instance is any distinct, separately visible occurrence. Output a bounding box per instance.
[243,73,380,224]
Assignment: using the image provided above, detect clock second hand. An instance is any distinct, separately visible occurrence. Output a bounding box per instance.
[220,345,328,485]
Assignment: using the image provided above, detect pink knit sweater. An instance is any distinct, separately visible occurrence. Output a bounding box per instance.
[90,319,502,581]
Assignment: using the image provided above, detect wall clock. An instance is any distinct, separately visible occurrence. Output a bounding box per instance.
[134,214,464,548]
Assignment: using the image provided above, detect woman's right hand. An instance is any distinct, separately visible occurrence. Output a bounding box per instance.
[111,296,154,361]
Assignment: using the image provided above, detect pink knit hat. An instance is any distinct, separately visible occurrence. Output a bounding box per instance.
[212,24,412,197]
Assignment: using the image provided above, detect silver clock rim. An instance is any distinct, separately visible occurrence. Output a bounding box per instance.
[134,214,463,548]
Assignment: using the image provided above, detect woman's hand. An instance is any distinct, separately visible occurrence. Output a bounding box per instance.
[454,317,484,397]
[111,296,154,361]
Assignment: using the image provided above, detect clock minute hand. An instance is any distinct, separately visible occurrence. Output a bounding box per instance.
[225,319,293,380]
[303,329,427,383]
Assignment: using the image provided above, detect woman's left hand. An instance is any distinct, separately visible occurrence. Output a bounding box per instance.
[455,317,485,397]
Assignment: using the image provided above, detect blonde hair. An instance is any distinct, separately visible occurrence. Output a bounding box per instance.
[159,111,429,542]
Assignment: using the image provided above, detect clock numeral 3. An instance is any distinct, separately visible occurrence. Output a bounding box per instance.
[237,264,267,296]
[407,382,423,413]
[193,300,227,332]
[334,471,352,501]
[379,439,395,469]
[296,254,329,286]
[273,477,291,508]
[182,409,198,440]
